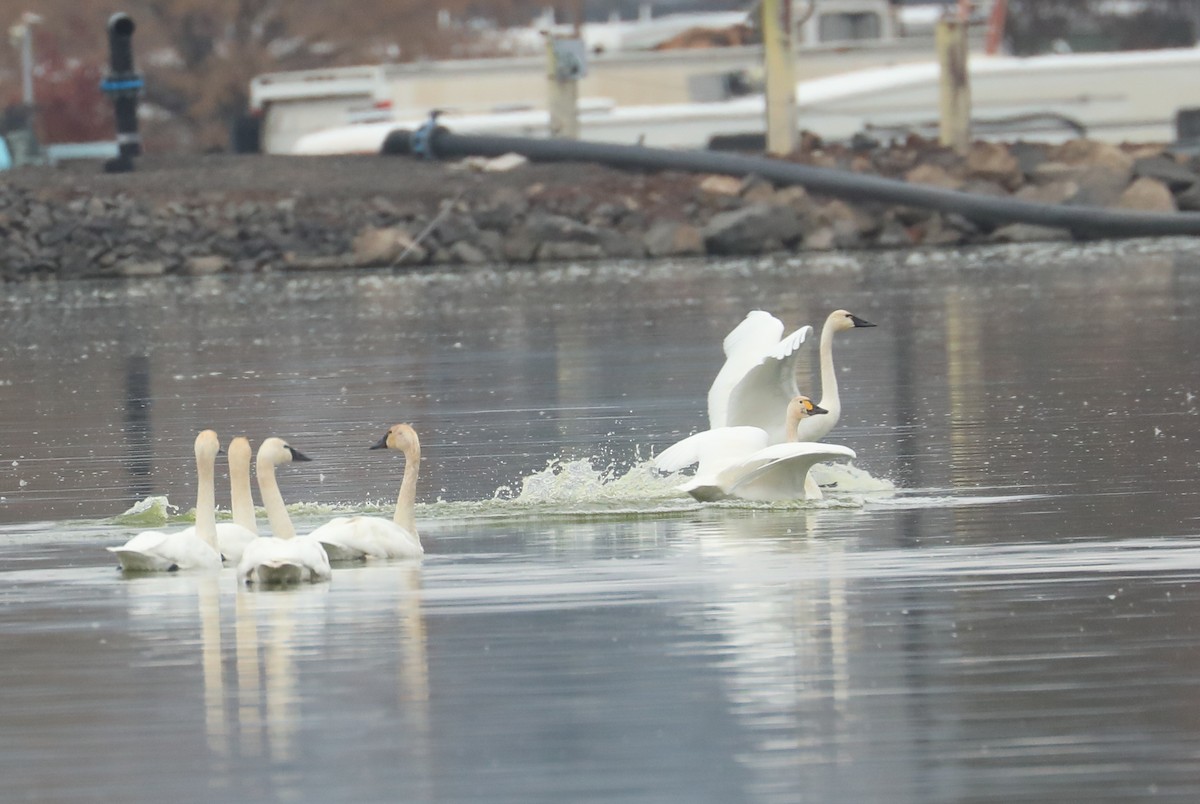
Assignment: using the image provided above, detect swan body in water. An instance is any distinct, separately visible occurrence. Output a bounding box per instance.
[107,430,225,572]
[177,435,258,563]
[656,397,855,502]
[710,309,875,445]
[310,424,424,561]
[236,438,331,584]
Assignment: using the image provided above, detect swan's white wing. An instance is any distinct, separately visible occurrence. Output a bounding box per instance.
[707,312,785,428]
[720,443,856,501]
[177,522,259,564]
[311,516,423,561]
[108,528,223,572]
[238,536,331,583]
[655,427,768,474]
[724,324,815,443]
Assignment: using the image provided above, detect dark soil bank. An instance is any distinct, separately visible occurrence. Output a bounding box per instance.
[2,136,1197,281]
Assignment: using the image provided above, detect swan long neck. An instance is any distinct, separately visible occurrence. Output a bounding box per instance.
[194,449,219,551]
[257,460,296,540]
[394,443,421,537]
[785,410,800,443]
[229,452,256,533]
[817,317,841,417]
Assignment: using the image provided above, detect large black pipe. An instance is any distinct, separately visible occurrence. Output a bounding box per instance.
[101,12,142,172]
[383,127,1200,238]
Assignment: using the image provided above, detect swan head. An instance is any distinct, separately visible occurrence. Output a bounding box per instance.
[788,395,828,421]
[828,309,876,332]
[370,423,420,454]
[257,437,312,471]
[195,429,221,460]
[227,436,252,465]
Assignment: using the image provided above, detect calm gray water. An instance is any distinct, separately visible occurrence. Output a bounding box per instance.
[4,240,1200,802]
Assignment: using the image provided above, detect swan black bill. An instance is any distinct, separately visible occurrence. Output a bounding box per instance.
[287,446,313,462]
[850,315,876,328]
[810,403,829,415]
[369,434,389,450]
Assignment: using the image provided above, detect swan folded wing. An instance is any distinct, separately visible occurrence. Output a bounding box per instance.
[722,443,856,501]
[109,529,223,571]
[655,427,768,474]
[177,522,259,564]
[724,325,814,440]
[313,516,423,561]
[238,536,331,583]
[708,312,786,428]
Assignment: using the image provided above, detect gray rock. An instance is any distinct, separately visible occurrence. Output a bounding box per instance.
[525,212,603,244]
[185,255,229,275]
[875,218,913,248]
[1116,176,1176,212]
[449,240,491,264]
[703,204,803,254]
[503,228,539,262]
[643,221,705,257]
[537,240,606,262]
[597,228,646,259]
[115,259,168,277]
[990,223,1072,243]
[1133,156,1200,191]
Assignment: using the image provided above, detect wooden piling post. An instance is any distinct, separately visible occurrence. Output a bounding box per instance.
[936,15,971,154]
[761,0,797,156]
[546,34,583,140]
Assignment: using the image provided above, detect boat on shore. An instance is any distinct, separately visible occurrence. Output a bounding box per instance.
[290,46,1200,154]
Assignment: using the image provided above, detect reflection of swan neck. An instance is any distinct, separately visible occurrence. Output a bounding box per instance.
[817,315,840,416]
[195,440,219,551]
[394,442,420,536]
[257,459,296,540]
[229,438,256,533]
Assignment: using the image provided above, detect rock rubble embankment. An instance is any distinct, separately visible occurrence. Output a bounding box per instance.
[2,136,1196,281]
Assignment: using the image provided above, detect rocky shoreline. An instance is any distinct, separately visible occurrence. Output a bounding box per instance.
[2,136,1197,281]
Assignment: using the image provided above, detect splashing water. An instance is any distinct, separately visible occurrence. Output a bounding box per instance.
[103,458,903,529]
[111,496,177,527]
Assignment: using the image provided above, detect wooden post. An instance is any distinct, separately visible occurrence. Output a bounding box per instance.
[761,0,797,155]
[936,15,971,154]
[545,34,582,139]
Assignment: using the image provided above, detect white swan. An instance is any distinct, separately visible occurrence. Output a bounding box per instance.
[310,424,424,561]
[710,309,875,445]
[656,396,856,502]
[237,438,332,585]
[707,310,813,436]
[220,436,260,559]
[107,430,225,572]
[178,435,258,563]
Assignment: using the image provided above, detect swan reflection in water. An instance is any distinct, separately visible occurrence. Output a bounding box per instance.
[118,560,429,797]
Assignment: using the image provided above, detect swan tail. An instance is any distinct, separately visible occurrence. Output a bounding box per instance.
[246,561,307,585]
[108,548,174,573]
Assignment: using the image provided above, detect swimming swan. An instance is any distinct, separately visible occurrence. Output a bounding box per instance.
[710,309,875,445]
[656,396,856,502]
[107,430,225,572]
[236,438,331,584]
[310,424,424,561]
[178,435,258,563]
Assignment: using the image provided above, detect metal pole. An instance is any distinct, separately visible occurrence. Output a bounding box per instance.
[761,0,797,155]
[101,12,144,172]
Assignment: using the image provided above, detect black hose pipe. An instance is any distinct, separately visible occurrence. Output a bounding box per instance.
[382,127,1200,239]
